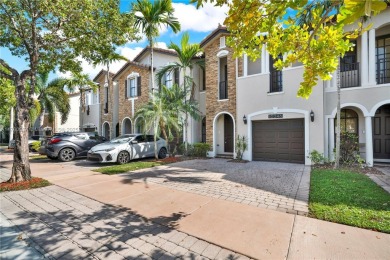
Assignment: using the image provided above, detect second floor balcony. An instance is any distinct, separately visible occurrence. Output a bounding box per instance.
[340,61,360,88]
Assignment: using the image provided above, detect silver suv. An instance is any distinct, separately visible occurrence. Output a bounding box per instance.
[46,132,106,162]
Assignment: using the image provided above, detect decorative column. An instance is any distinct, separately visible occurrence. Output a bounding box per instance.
[261,44,267,73]
[264,46,270,74]
[361,31,369,86]
[365,116,374,167]
[243,54,248,77]
[329,118,335,161]
[368,29,376,85]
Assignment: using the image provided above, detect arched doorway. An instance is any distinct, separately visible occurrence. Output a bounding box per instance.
[213,113,235,156]
[373,104,390,160]
[122,118,132,134]
[102,122,110,140]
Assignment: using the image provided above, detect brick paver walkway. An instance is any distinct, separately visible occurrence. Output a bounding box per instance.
[122,159,310,215]
[1,185,250,260]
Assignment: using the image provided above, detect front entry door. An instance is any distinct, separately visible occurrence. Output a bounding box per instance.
[224,114,233,153]
[373,105,390,160]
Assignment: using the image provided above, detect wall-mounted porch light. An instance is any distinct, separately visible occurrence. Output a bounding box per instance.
[243,115,247,124]
[310,110,315,122]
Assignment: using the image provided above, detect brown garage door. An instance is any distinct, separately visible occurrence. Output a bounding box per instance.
[252,119,305,163]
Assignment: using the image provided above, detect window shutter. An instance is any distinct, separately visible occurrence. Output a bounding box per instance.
[137,76,141,96]
[125,79,128,99]
[174,68,180,85]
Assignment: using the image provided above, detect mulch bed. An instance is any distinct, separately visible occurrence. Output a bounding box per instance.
[228,159,249,163]
[0,177,51,192]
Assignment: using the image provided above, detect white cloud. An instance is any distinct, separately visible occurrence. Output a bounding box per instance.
[55,46,144,80]
[172,3,228,32]
[154,42,168,49]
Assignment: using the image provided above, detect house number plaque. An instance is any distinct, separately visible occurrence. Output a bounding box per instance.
[268,114,283,118]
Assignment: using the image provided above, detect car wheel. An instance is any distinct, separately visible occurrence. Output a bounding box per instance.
[47,155,57,160]
[158,148,167,159]
[117,151,130,164]
[58,148,76,162]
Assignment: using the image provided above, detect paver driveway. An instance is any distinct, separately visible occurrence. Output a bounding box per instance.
[120,159,310,215]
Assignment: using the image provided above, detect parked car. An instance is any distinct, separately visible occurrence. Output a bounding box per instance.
[46,132,106,162]
[87,134,167,164]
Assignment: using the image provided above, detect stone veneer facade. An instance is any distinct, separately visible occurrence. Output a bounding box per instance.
[115,63,151,134]
[203,33,237,147]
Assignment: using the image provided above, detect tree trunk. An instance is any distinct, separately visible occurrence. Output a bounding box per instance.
[334,65,341,169]
[9,79,31,182]
[150,43,155,93]
[154,120,158,160]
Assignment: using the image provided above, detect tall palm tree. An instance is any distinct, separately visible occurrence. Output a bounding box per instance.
[156,32,203,149]
[132,0,181,93]
[135,85,180,159]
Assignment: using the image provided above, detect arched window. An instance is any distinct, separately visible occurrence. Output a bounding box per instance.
[335,109,358,134]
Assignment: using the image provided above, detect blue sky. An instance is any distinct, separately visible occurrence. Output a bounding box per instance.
[0,0,227,80]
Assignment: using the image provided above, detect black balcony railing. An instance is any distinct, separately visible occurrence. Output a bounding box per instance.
[340,62,360,88]
[270,70,283,93]
[219,81,228,99]
[377,58,390,85]
[104,102,108,114]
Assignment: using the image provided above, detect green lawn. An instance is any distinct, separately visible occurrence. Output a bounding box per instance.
[30,155,48,160]
[93,161,164,175]
[309,168,390,233]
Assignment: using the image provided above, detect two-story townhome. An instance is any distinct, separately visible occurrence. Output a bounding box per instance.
[233,8,390,166]
[200,26,238,158]
[88,46,205,144]
[112,61,152,136]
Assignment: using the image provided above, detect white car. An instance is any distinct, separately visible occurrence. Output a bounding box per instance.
[87,134,167,164]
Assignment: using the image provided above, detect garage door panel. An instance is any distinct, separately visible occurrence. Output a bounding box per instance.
[252,119,304,163]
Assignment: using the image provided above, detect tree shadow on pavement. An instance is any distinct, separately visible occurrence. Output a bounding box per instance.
[1,187,240,259]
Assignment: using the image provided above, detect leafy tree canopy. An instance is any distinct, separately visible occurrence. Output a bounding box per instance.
[192,0,388,98]
[0,0,137,78]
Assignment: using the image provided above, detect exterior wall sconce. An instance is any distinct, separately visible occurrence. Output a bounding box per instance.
[243,115,247,124]
[310,110,315,122]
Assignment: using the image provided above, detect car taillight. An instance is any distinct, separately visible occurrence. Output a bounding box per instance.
[49,138,61,144]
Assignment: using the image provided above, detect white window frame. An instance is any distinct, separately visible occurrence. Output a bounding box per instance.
[127,72,139,98]
[220,36,226,49]
[165,71,174,88]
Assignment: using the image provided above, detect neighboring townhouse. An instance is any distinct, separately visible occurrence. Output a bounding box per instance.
[112,61,152,135]
[32,92,81,136]
[93,70,115,140]
[323,9,390,166]
[200,26,238,158]
[234,8,390,165]
[79,87,100,133]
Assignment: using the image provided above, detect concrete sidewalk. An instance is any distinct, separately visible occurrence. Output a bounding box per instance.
[1,160,390,259]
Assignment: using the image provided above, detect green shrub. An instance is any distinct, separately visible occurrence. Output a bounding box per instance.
[31,141,41,152]
[340,132,364,167]
[308,150,326,165]
[178,142,210,157]
[236,135,248,160]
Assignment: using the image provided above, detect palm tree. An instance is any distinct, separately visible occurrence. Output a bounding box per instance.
[156,32,203,149]
[35,72,95,131]
[135,85,180,159]
[132,0,181,92]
